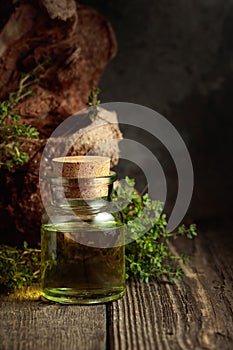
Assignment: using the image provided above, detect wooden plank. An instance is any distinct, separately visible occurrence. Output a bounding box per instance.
[0,286,106,350]
[108,228,233,350]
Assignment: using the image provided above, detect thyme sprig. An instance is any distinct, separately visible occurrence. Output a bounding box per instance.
[0,242,40,293]
[87,87,101,121]
[0,58,50,171]
[87,87,101,107]
[113,177,197,282]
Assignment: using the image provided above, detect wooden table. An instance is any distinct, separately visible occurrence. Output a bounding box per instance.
[0,227,232,350]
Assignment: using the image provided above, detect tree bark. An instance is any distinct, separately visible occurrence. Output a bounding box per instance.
[0,1,121,245]
[39,0,77,20]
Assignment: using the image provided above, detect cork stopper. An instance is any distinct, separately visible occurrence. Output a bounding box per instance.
[52,156,110,178]
[51,156,111,199]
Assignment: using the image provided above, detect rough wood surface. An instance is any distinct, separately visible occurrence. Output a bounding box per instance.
[0,300,106,350]
[0,228,232,349]
[109,229,233,350]
[0,2,117,131]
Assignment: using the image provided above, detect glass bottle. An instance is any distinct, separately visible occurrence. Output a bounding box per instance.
[41,172,125,304]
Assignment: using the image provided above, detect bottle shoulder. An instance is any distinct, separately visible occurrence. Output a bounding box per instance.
[41,204,123,226]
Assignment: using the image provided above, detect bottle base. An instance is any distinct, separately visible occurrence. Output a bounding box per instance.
[41,287,125,304]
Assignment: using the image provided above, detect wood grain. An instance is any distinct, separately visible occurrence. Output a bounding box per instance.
[0,228,232,349]
[0,299,106,350]
[108,229,233,350]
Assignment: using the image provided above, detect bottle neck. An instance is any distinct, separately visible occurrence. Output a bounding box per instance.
[48,172,117,212]
[51,197,109,214]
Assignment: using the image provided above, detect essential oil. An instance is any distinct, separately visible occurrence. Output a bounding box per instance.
[41,222,125,304]
[41,160,125,304]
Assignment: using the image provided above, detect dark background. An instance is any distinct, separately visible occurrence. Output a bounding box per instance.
[82,0,233,230]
